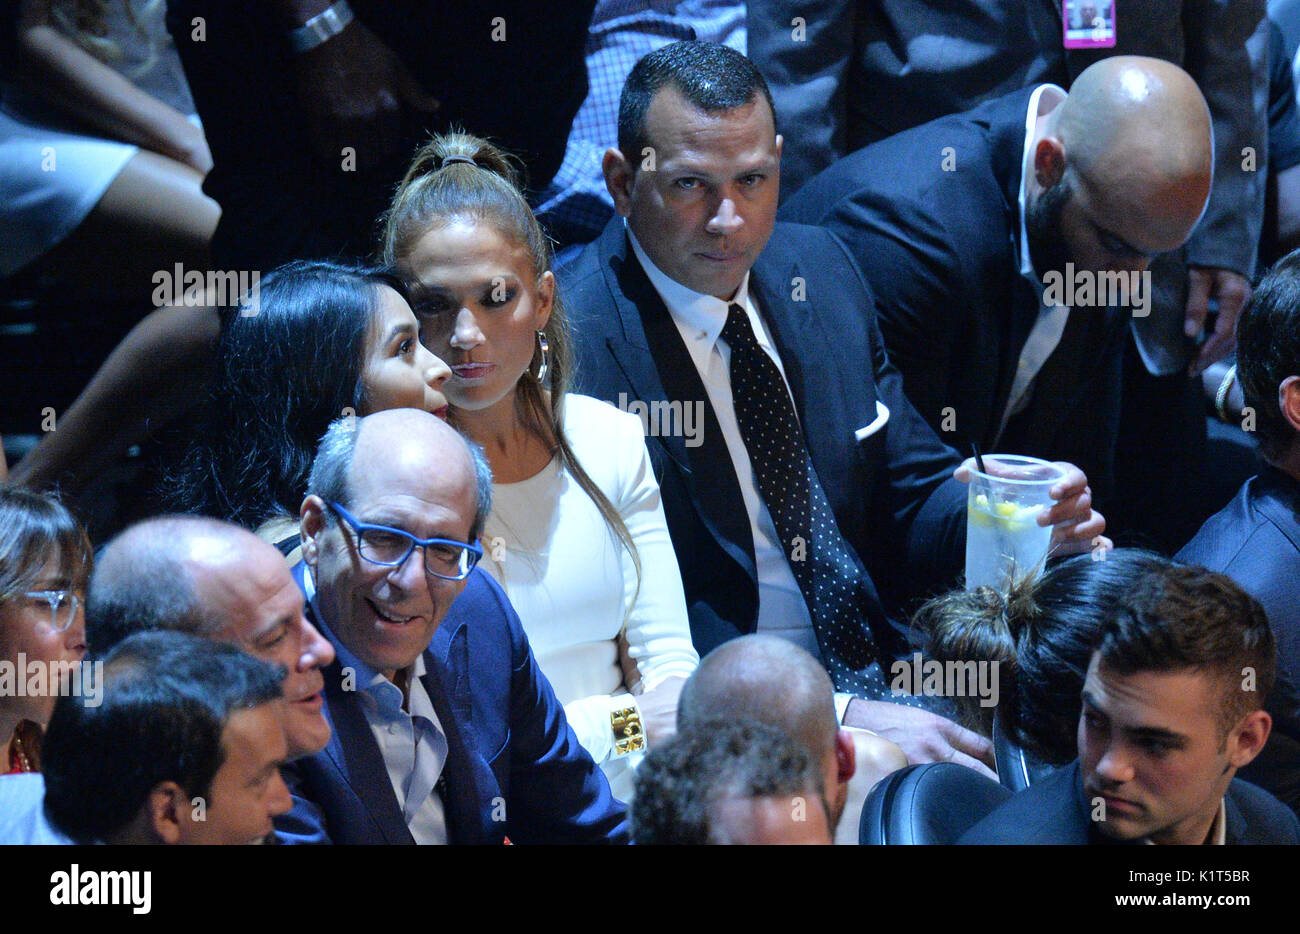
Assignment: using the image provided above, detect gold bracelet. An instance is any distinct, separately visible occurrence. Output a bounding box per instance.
[610,705,645,757]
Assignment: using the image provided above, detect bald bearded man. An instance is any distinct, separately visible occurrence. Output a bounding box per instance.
[783,57,1213,503]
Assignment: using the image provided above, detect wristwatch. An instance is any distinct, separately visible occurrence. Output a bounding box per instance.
[288,0,355,53]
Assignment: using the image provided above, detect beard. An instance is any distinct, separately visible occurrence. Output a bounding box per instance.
[1025,176,1073,284]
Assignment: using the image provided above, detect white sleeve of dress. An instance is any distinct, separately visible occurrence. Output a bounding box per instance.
[561,692,639,766]
[610,408,700,696]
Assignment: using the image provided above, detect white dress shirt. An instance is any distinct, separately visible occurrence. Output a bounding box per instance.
[627,229,856,719]
[998,83,1070,442]
[304,571,449,844]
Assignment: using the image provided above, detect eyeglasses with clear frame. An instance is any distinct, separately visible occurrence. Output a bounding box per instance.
[22,590,81,632]
[328,502,482,581]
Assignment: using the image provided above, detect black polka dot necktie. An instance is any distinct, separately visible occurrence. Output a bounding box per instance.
[721,303,918,704]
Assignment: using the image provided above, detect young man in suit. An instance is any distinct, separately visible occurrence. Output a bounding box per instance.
[960,564,1298,845]
[278,408,628,844]
[565,40,1106,774]
[781,57,1214,502]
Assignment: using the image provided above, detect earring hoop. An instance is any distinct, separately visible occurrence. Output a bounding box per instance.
[534,330,551,383]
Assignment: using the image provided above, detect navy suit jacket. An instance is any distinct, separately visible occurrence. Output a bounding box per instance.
[1178,463,1300,814]
[565,218,968,659]
[276,564,628,844]
[781,87,1127,500]
[958,760,1300,845]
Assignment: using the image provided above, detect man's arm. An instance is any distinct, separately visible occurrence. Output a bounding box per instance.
[495,590,629,844]
[274,0,438,163]
[1182,0,1268,372]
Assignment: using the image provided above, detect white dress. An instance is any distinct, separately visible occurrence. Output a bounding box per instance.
[480,394,699,801]
[0,0,198,275]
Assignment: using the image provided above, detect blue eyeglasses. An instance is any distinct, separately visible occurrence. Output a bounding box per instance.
[328,502,482,581]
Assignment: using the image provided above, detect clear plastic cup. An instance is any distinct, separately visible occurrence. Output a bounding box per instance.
[965,455,1066,591]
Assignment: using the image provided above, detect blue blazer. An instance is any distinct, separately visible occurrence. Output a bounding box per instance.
[958,760,1300,845]
[1179,463,1300,815]
[565,218,968,659]
[276,564,629,844]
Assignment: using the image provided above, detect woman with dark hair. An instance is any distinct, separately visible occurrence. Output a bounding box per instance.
[165,259,451,550]
[0,488,92,773]
[912,549,1174,765]
[382,132,698,800]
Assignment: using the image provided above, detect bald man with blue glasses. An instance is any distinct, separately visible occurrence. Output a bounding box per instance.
[276,408,628,845]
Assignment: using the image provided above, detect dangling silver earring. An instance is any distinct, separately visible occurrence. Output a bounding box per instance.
[534,330,551,383]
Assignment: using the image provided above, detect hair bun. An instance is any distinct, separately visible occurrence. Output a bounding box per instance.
[441,154,477,169]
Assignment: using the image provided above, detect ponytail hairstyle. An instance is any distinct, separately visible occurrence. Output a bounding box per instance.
[381,131,641,590]
[913,549,1176,764]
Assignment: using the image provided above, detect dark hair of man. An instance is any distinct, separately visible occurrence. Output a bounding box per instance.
[678,634,837,762]
[163,259,410,530]
[0,488,93,603]
[308,414,495,541]
[84,516,242,654]
[42,631,284,844]
[1097,564,1275,737]
[914,549,1175,764]
[617,40,776,172]
[630,718,824,845]
[1237,248,1300,461]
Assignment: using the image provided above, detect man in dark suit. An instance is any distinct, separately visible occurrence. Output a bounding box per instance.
[276,409,627,844]
[1180,250,1300,811]
[751,1,1267,551]
[781,58,1214,500]
[566,40,1105,772]
[961,563,1296,844]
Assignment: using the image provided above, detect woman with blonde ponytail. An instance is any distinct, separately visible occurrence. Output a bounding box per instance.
[382,132,698,800]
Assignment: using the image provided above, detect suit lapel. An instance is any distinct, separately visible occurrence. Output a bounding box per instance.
[748,241,873,517]
[987,88,1048,439]
[601,226,758,582]
[319,658,413,845]
[422,621,500,845]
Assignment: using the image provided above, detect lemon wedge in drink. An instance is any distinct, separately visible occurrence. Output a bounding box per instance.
[970,494,1042,530]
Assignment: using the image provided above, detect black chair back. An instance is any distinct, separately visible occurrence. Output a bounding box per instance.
[859,763,1011,845]
[992,718,1060,793]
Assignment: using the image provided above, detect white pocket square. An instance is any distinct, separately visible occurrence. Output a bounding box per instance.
[854,400,890,441]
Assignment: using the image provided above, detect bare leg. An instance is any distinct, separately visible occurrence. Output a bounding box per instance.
[10,150,221,491]
[10,301,220,492]
[41,148,220,297]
